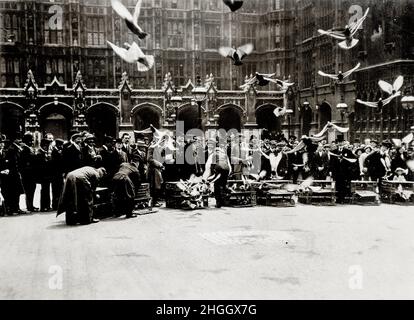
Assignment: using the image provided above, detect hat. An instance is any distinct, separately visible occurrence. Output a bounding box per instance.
[40,138,51,146]
[55,138,64,146]
[22,132,34,143]
[103,136,115,144]
[381,140,392,149]
[364,145,373,151]
[115,138,123,143]
[71,133,82,141]
[395,167,408,174]
[370,140,379,145]
[135,140,147,147]
[83,133,95,141]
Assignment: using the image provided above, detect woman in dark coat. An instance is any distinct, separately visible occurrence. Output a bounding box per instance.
[111,162,141,218]
[57,166,106,225]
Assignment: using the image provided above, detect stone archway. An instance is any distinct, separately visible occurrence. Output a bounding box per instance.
[86,103,119,146]
[255,104,282,137]
[131,103,162,131]
[0,102,25,140]
[217,104,243,132]
[177,103,202,133]
[38,102,73,140]
[319,102,332,130]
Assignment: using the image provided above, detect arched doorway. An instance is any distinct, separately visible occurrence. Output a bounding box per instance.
[39,102,73,140]
[132,103,162,131]
[301,106,312,136]
[319,102,332,130]
[256,104,282,137]
[217,105,242,132]
[86,103,119,146]
[0,102,25,140]
[177,103,200,133]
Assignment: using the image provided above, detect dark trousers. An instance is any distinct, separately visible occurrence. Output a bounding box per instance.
[335,179,351,203]
[22,174,36,211]
[51,175,64,210]
[40,180,51,211]
[214,168,229,207]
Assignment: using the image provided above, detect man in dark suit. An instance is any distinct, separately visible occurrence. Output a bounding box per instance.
[5,134,26,214]
[111,162,141,219]
[312,143,330,180]
[121,133,132,161]
[57,166,107,225]
[36,138,54,212]
[20,132,38,212]
[62,132,84,175]
[50,138,65,211]
[365,140,392,186]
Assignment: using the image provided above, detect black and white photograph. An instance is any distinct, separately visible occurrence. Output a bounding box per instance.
[1,0,414,303]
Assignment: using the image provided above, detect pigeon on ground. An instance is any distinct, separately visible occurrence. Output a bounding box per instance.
[219,43,254,66]
[223,0,244,12]
[318,63,360,83]
[378,76,404,96]
[107,41,154,71]
[111,0,148,39]
[240,72,277,90]
[318,8,369,49]
[356,92,401,108]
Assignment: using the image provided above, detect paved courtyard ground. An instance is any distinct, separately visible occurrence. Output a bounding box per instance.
[1,186,414,299]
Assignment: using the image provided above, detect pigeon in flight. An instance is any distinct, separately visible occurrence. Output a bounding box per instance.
[107,41,154,72]
[318,63,360,83]
[223,0,244,12]
[240,72,277,89]
[313,121,349,138]
[378,76,404,96]
[111,0,148,40]
[356,92,401,108]
[275,78,294,91]
[219,43,254,66]
[273,105,293,118]
[318,8,369,49]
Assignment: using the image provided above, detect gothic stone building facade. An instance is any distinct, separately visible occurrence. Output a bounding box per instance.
[0,0,414,143]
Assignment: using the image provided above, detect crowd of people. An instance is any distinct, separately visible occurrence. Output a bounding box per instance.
[0,125,413,223]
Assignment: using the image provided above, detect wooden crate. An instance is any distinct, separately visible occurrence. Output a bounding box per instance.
[380,181,414,205]
[165,182,210,210]
[347,181,380,205]
[224,191,257,207]
[93,187,113,218]
[252,180,296,207]
[297,180,336,206]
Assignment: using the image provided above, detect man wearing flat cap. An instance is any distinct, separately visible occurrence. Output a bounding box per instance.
[20,132,38,212]
[62,132,84,174]
[82,133,102,168]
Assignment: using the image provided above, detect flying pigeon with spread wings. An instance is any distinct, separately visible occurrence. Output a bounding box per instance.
[356,92,401,108]
[273,105,293,118]
[378,76,404,96]
[318,8,369,49]
[240,72,277,90]
[318,63,360,82]
[107,41,154,72]
[111,0,148,39]
[219,43,254,66]
[313,121,349,138]
[275,79,295,91]
[223,0,244,12]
